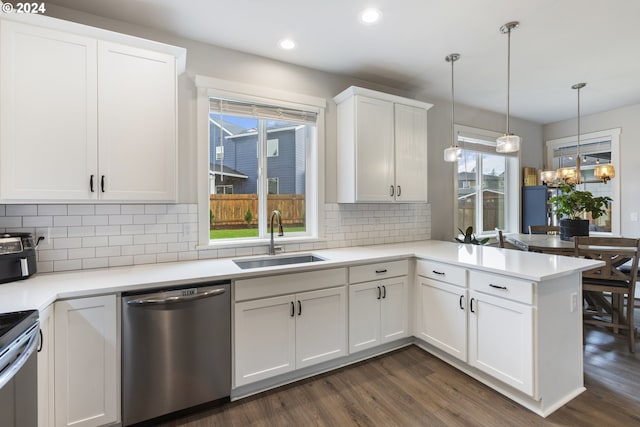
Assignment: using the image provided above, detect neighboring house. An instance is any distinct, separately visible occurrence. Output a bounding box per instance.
[209,115,306,195]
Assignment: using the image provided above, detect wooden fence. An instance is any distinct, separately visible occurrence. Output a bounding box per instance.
[209,194,305,228]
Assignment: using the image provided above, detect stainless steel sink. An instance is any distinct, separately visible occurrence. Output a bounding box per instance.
[233,254,326,269]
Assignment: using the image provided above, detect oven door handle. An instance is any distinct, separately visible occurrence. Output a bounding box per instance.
[0,324,39,390]
[127,288,226,306]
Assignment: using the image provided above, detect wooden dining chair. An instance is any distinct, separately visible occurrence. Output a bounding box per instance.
[528,225,560,235]
[574,236,640,353]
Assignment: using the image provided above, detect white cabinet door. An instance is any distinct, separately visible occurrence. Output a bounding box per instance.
[234,295,296,387]
[468,291,534,396]
[348,281,381,353]
[380,277,409,343]
[354,96,395,202]
[37,305,54,427]
[97,41,177,201]
[394,104,428,202]
[0,21,98,201]
[296,287,347,368]
[416,277,467,361]
[54,295,118,427]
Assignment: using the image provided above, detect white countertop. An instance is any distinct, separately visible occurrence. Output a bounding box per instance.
[0,240,603,313]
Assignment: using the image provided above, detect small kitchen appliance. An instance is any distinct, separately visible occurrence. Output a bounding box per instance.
[0,233,37,284]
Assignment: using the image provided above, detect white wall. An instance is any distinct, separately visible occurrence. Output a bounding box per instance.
[33,5,543,256]
[544,103,640,237]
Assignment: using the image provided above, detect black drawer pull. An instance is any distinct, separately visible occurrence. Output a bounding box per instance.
[432,270,445,275]
[375,269,387,274]
[298,300,302,316]
[382,285,386,299]
[290,301,295,317]
[459,295,464,310]
[101,175,105,192]
[89,175,94,192]
[470,298,476,313]
[489,284,508,290]
[377,286,381,300]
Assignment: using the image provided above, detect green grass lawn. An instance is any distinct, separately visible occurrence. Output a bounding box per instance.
[210,226,305,239]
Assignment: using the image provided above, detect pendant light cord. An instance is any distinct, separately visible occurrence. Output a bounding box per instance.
[506,26,511,135]
[451,56,455,147]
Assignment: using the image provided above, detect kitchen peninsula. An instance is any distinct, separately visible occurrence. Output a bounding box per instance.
[0,240,602,424]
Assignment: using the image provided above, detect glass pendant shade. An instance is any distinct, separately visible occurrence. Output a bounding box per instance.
[444,146,462,162]
[594,164,615,182]
[556,166,576,183]
[496,133,521,153]
[540,169,557,184]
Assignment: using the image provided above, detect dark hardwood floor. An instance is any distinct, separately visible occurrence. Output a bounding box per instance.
[160,324,640,427]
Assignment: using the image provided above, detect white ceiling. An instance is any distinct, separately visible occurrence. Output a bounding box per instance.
[42,0,640,124]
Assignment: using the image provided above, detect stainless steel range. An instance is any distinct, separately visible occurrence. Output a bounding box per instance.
[0,310,39,427]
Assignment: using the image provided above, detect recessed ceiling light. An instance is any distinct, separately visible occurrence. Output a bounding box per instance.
[279,38,296,50]
[360,8,382,24]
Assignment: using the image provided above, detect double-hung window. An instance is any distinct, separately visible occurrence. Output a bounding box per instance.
[454,125,519,235]
[196,76,325,246]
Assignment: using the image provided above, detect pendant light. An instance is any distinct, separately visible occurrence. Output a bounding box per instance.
[444,53,462,162]
[496,21,521,153]
[556,83,585,184]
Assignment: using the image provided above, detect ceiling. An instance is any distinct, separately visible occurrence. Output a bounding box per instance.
[41,0,640,124]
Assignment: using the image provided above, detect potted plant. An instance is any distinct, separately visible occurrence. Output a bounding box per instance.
[548,182,612,241]
[454,226,489,245]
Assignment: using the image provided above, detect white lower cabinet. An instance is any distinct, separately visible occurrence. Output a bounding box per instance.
[416,277,467,361]
[349,277,408,353]
[37,305,54,427]
[468,290,534,396]
[54,295,119,427]
[234,286,346,387]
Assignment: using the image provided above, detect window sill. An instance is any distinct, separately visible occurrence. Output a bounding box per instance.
[196,235,324,251]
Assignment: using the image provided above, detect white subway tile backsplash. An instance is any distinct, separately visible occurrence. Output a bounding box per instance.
[1,202,429,273]
[95,205,121,215]
[6,205,37,216]
[82,215,109,226]
[68,205,95,215]
[23,216,53,227]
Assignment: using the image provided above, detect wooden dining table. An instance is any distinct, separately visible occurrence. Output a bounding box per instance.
[504,233,575,255]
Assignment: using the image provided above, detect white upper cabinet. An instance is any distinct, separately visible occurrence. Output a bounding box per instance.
[0,14,185,202]
[334,86,432,203]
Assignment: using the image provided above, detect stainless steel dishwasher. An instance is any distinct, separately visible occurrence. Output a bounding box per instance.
[121,282,230,426]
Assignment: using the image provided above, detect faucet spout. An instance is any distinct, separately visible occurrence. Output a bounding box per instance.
[269,210,283,255]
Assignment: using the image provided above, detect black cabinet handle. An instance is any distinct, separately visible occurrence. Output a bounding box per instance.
[470,298,476,313]
[290,301,295,317]
[89,175,94,192]
[377,286,381,300]
[37,329,43,352]
[459,295,464,310]
[375,269,387,274]
[298,300,302,316]
[101,175,105,192]
[390,185,394,197]
[382,285,387,299]
[397,185,401,196]
[432,270,445,276]
[489,284,508,290]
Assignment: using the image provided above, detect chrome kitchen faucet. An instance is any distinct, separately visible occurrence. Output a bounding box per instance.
[269,210,284,255]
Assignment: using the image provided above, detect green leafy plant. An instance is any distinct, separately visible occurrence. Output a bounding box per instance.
[454,226,489,245]
[548,182,612,220]
[244,207,253,225]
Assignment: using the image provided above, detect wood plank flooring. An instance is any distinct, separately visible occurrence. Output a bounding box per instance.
[160,325,640,427]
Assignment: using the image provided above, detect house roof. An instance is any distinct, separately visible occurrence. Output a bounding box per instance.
[209,164,248,179]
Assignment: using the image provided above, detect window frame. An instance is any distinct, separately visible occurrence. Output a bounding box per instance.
[545,128,620,236]
[453,125,520,237]
[195,75,326,249]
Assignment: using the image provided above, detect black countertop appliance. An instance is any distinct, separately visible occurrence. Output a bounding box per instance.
[0,233,37,284]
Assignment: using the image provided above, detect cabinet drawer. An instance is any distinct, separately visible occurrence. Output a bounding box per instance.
[469,271,534,305]
[349,260,408,284]
[416,259,466,287]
